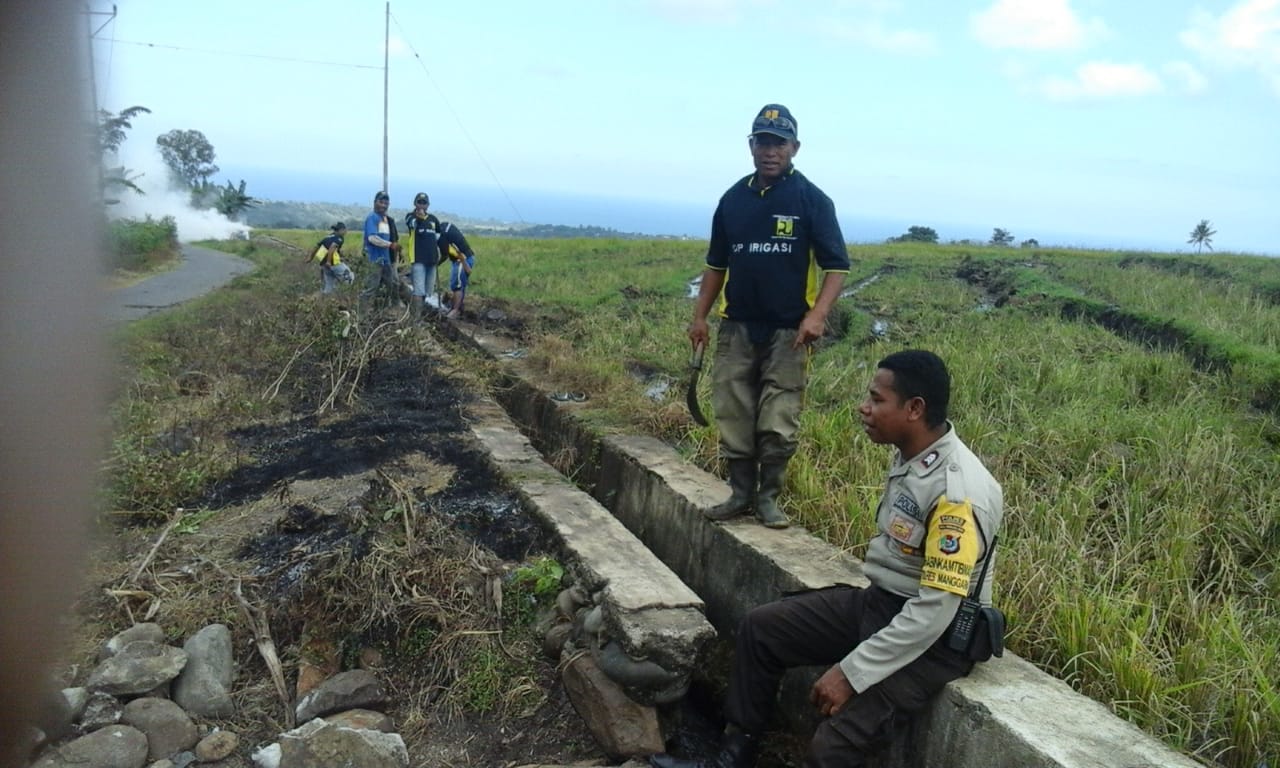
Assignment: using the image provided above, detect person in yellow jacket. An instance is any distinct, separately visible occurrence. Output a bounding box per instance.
[439,221,475,320]
[308,222,353,294]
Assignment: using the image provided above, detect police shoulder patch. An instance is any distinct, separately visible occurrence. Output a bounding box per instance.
[918,497,979,597]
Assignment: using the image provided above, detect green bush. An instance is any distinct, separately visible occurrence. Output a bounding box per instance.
[109,215,179,271]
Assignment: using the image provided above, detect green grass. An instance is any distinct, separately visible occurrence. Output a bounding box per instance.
[132,230,1278,767]
[461,236,1279,768]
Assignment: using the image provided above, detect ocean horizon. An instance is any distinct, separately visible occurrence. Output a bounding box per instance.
[229,166,1265,255]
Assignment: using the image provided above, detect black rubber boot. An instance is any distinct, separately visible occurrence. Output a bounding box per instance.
[754,461,790,529]
[703,459,756,521]
[649,729,758,768]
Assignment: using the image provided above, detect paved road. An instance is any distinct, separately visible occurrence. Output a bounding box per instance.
[106,243,255,324]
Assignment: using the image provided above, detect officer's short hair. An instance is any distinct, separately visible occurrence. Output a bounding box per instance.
[877,350,950,428]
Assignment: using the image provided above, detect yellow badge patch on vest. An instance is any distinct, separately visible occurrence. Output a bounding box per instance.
[919,498,979,596]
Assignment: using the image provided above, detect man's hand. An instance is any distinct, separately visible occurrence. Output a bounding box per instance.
[688,317,710,348]
[390,242,402,253]
[793,309,827,349]
[809,665,854,718]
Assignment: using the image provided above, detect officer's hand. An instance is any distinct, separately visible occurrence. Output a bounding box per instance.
[809,665,854,717]
[688,317,709,348]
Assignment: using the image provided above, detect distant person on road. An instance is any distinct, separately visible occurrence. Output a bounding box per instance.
[689,103,850,529]
[438,220,476,320]
[402,191,442,319]
[650,350,1004,768]
[360,190,404,311]
[310,222,353,295]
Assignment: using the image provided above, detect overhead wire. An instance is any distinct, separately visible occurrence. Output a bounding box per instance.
[104,38,384,72]
[388,9,525,225]
[103,17,525,225]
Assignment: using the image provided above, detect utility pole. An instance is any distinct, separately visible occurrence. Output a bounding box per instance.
[83,4,116,116]
[382,2,390,196]
[82,3,117,197]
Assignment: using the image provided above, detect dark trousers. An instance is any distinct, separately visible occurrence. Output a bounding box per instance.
[725,585,972,768]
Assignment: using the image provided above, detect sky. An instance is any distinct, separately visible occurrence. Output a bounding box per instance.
[91,0,1280,253]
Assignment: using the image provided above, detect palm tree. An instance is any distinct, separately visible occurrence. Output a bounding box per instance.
[1187,219,1216,254]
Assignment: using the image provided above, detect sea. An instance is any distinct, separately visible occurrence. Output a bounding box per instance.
[232,166,1263,254]
[237,167,958,243]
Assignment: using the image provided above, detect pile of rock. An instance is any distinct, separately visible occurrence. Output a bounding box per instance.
[19,622,410,768]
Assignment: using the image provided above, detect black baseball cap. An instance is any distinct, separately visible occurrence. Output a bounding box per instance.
[751,104,798,142]
[374,190,390,202]
[413,192,429,205]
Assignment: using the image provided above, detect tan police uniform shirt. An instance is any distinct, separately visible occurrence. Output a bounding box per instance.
[839,422,1004,693]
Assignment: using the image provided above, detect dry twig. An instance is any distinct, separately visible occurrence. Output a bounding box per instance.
[200,557,295,728]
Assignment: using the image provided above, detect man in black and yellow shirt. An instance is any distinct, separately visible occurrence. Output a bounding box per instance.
[403,192,442,318]
[689,103,850,529]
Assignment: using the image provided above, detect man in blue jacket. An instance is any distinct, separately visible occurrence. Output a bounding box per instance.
[360,190,402,310]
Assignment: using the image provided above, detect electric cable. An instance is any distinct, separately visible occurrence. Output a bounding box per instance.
[104,38,383,71]
[388,9,525,225]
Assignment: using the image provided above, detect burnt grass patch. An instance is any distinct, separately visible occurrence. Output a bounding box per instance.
[210,356,471,506]
[224,350,553,584]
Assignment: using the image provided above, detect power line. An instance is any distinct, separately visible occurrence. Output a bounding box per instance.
[388,10,525,225]
[104,38,383,71]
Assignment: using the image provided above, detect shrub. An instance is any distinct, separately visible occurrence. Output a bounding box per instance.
[109,215,179,271]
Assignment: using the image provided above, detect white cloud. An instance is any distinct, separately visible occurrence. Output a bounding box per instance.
[1181,0,1280,95]
[1164,60,1209,93]
[823,18,936,54]
[1038,61,1163,101]
[971,0,1109,51]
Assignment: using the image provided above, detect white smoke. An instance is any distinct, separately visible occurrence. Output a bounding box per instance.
[108,139,249,243]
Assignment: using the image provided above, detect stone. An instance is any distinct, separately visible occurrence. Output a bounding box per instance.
[35,685,80,740]
[79,691,125,731]
[542,622,573,660]
[561,653,663,760]
[322,708,394,733]
[249,743,280,768]
[121,697,198,761]
[100,624,167,662]
[173,624,235,718]
[34,724,149,768]
[194,730,239,762]
[61,687,91,720]
[7,724,45,765]
[294,635,339,700]
[294,670,388,723]
[356,647,384,670]
[86,641,188,697]
[277,719,407,768]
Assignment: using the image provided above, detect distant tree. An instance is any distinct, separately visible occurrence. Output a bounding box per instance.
[1020,238,1039,248]
[156,129,219,189]
[213,179,258,219]
[890,225,939,244]
[95,107,151,206]
[989,228,1015,246]
[98,106,151,154]
[1187,219,1216,254]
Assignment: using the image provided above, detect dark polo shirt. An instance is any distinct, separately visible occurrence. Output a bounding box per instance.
[706,168,850,335]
